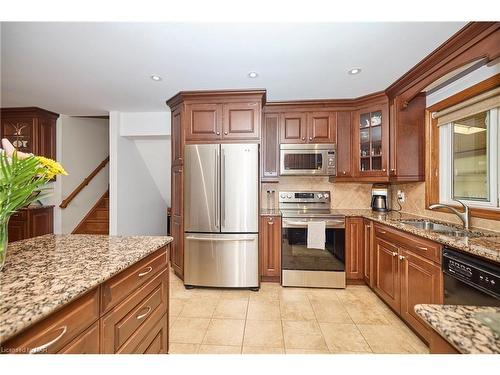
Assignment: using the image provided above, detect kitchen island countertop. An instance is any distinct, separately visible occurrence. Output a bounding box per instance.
[0,234,172,343]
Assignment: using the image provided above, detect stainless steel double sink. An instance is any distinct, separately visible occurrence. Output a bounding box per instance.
[398,219,484,238]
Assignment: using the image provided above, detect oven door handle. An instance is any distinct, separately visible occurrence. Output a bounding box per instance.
[283,219,345,228]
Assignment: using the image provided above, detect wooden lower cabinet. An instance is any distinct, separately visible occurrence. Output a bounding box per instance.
[171,215,184,279]
[363,219,372,286]
[259,215,281,282]
[345,217,364,281]
[1,246,170,354]
[372,223,443,343]
[8,206,54,242]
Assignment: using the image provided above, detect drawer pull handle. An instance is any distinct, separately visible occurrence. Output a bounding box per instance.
[29,325,67,354]
[138,266,153,277]
[379,230,387,234]
[416,246,428,251]
[136,306,152,320]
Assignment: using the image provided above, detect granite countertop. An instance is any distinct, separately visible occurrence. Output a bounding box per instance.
[415,304,500,354]
[260,209,282,216]
[0,234,172,343]
[260,208,500,263]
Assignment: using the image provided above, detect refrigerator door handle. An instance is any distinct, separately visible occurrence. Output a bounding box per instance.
[221,148,226,227]
[214,148,220,229]
[185,236,256,242]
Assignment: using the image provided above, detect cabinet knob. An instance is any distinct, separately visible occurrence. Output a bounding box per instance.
[302,137,305,140]
[399,255,405,261]
[224,132,228,135]
[390,168,396,172]
[216,131,220,135]
[382,168,386,172]
[309,137,312,141]
[392,252,397,257]
[342,171,346,175]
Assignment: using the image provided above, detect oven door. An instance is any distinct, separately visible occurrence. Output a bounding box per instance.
[281,218,345,272]
[280,149,327,176]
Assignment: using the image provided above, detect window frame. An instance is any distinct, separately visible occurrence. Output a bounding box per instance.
[438,108,499,209]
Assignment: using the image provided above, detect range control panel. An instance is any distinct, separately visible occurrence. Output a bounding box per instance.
[279,191,331,204]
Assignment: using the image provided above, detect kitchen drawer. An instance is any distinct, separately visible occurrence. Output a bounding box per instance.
[100,268,168,353]
[374,223,441,264]
[101,247,167,313]
[58,322,99,354]
[9,210,27,221]
[128,313,168,354]
[2,288,99,354]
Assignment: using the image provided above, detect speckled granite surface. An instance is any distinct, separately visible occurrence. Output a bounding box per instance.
[261,208,500,263]
[260,209,282,216]
[0,234,172,343]
[415,304,500,354]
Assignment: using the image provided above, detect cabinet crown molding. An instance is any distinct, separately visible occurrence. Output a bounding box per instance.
[166,89,267,109]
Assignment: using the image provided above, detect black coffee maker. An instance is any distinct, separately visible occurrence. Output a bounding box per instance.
[371,184,391,212]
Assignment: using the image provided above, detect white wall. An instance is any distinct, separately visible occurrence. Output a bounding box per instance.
[109,111,171,236]
[52,116,109,234]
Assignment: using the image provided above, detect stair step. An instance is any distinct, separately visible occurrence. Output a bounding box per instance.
[72,190,109,235]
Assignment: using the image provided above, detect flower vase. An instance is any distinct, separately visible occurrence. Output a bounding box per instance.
[0,218,8,272]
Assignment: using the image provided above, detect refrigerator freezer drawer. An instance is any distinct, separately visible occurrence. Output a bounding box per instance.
[184,233,259,288]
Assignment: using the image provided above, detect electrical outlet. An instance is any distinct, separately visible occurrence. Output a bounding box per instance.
[397,190,406,203]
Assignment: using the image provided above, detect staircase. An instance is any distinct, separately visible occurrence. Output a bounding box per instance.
[72,190,109,235]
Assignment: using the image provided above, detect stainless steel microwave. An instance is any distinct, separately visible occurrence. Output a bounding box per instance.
[280,144,336,176]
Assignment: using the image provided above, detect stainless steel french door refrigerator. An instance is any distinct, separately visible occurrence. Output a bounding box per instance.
[183,143,259,288]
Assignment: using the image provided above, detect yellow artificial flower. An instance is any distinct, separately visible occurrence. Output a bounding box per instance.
[36,156,68,179]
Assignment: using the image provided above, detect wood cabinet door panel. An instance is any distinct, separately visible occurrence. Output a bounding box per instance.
[259,215,281,281]
[261,113,280,181]
[171,107,184,166]
[400,249,443,342]
[345,217,364,280]
[373,237,400,312]
[117,314,168,354]
[171,214,184,279]
[1,117,36,154]
[8,219,28,242]
[336,111,353,177]
[29,207,54,238]
[363,219,372,285]
[58,322,99,354]
[307,112,336,143]
[171,165,183,217]
[185,103,222,141]
[222,102,259,139]
[280,113,307,143]
[38,117,56,160]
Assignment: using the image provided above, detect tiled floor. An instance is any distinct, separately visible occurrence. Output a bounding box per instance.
[168,269,429,354]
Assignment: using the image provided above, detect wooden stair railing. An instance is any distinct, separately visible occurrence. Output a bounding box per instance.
[59,156,109,209]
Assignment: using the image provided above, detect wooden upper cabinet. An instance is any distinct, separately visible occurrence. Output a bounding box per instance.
[171,107,184,166]
[307,112,336,143]
[222,102,260,140]
[336,111,353,178]
[0,107,58,160]
[353,103,389,179]
[389,94,426,181]
[261,113,280,181]
[185,103,222,141]
[280,112,307,143]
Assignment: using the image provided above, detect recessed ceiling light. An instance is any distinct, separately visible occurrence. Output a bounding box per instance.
[348,68,362,75]
[248,71,258,78]
[150,75,162,81]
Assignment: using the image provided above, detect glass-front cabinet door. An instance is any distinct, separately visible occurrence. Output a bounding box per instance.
[355,105,389,178]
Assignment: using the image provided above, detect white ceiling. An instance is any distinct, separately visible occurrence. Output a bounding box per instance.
[1,22,466,116]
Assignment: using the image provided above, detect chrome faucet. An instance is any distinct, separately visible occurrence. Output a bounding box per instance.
[429,199,470,231]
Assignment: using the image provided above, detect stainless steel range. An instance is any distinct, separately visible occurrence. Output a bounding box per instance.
[279,191,346,288]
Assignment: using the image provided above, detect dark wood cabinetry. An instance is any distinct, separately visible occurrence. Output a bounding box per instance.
[1,246,170,354]
[171,164,184,279]
[8,206,54,242]
[307,112,336,143]
[259,215,282,282]
[363,219,372,286]
[261,113,280,182]
[222,102,260,139]
[280,112,307,143]
[372,223,443,342]
[345,217,364,281]
[336,111,353,178]
[171,107,184,166]
[1,107,58,160]
[185,103,222,141]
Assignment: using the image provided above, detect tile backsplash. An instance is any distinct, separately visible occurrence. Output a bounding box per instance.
[261,177,372,210]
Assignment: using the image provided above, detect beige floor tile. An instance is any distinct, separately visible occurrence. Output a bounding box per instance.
[168,343,199,354]
[279,288,309,302]
[319,323,372,353]
[213,298,248,319]
[357,324,421,353]
[170,285,195,300]
[191,288,223,299]
[203,319,246,346]
[344,301,391,325]
[220,289,251,300]
[242,346,285,354]
[282,320,328,350]
[280,300,316,321]
[198,345,242,354]
[285,348,330,354]
[247,299,281,321]
[310,300,352,323]
[169,316,177,329]
[306,288,340,302]
[169,298,187,318]
[243,320,284,348]
[170,318,210,344]
[179,297,218,318]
